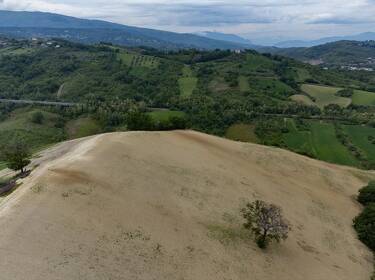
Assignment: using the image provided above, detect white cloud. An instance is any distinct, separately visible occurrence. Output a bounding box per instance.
[0,0,374,40]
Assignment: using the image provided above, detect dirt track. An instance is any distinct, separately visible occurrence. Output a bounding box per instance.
[0,131,373,280]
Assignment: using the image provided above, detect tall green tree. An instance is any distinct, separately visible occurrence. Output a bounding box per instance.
[241,200,289,249]
[1,139,31,173]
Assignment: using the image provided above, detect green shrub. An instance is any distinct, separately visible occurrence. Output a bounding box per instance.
[30,111,44,124]
[126,112,154,131]
[336,88,354,97]
[353,203,375,251]
[358,181,375,206]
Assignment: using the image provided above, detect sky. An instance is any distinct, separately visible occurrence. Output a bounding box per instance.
[0,0,374,44]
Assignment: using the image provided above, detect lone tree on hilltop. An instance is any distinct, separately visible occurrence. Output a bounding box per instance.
[1,139,31,174]
[241,200,289,249]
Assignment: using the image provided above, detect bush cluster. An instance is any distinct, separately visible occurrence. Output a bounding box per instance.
[354,181,375,251]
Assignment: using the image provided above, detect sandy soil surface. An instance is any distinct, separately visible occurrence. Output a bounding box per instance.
[0,131,373,280]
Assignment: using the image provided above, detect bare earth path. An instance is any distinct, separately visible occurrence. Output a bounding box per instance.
[0,131,373,280]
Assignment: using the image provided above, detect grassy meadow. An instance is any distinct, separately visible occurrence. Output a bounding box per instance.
[178,66,198,97]
[0,108,65,150]
[301,84,351,108]
[225,124,258,143]
[66,117,102,139]
[238,76,250,92]
[351,90,375,106]
[147,110,186,122]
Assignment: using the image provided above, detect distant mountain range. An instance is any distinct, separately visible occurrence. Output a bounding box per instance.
[0,10,246,50]
[266,40,375,68]
[198,30,375,49]
[196,31,255,47]
[1,9,375,57]
[273,32,375,48]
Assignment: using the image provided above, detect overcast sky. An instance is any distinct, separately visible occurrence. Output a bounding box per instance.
[0,0,374,44]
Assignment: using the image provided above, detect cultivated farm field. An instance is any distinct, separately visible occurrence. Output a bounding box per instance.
[301,84,351,108]
[344,125,375,166]
[283,119,361,167]
[117,50,159,69]
[351,90,375,106]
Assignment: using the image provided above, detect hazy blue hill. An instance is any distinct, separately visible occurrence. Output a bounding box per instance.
[275,32,375,48]
[197,31,254,46]
[0,10,123,29]
[265,40,375,68]
[0,10,246,50]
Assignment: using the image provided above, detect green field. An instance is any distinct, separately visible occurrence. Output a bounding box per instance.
[295,68,312,83]
[309,122,359,166]
[283,119,315,156]
[117,51,159,69]
[238,76,250,92]
[244,53,274,72]
[0,162,6,171]
[301,84,351,108]
[0,47,35,56]
[147,110,186,122]
[344,125,375,165]
[66,117,102,139]
[351,90,375,106]
[178,66,197,97]
[283,119,360,167]
[0,108,65,154]
[226,124,258,143]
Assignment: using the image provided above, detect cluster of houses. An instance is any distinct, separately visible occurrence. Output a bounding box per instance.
[340,58,374,71]
[0,39,8,47]
[31,38,61,48]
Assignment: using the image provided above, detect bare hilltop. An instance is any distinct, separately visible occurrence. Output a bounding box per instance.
[0,131,373,280]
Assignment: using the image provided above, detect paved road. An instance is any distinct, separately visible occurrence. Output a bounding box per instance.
[0,99,77,107]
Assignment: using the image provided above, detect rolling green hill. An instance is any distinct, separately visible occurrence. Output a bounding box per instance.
[0,10,247,50]
[0,37,375,169]
[269,40,375,69]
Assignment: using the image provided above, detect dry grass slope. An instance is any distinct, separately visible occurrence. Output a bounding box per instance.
[0,131,373,280]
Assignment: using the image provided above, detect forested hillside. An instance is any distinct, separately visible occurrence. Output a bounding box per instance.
[0,10,245,50]
[0,37,375,169]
